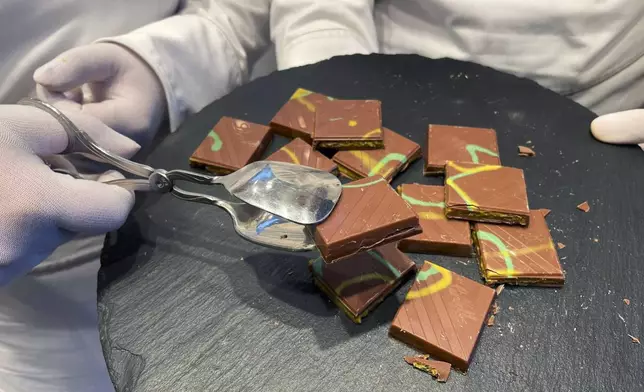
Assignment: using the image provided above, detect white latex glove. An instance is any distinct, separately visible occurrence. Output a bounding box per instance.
[33,43,167,145]
[0,104,140,285]
[591,109,644,145]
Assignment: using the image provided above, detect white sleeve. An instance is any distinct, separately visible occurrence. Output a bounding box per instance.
[99,0,270,131]
[270,0,378,70]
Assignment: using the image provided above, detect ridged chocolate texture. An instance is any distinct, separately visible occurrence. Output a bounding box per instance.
[390,262,495,371]
[314,176,421,262]
[309,242,416,323]
[444,161,530,226]
[265,138,338,174]
[473,210,565,286]
[312,100,384,150]
[189,116,272,174]
[333,127,421,182]
[270,88,333,142]
[425,124,500,175]
[397,184,472,256]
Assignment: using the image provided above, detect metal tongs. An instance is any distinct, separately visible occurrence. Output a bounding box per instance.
[19,98,342,251]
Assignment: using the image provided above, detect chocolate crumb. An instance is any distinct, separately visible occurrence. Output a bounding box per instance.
[518,145,536,157]
[487,314,496,327]
[495,284,505,295]
[557,242,566,249]
[492,302,500,315]
[577,201,590,212]
[628,334,641,344]
[508,306,515,311]
[624,299,631,305]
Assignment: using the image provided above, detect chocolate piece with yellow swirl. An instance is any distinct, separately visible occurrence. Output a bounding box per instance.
[312,99,384,150]
[444,161,530,226]
[333,127,421,182]
[189,116,272,174]
[309,243,415,324]
[390,261,495,371]
[270,88,333,143]
[265,137,338,174]
[397,184,471,256]
[473,210,564,286]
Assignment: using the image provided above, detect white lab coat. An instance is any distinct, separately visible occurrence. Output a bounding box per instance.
[271,0,644,114]
[0,1,271,391]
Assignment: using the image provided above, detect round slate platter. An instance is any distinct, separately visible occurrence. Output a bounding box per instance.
[99,54,644,392]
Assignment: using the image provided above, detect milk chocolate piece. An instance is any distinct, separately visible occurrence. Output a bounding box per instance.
[444,161,530,226]
[309,243,416,323]
[518,145,536,157]
[577,201,590,212]
[424,124,500,175]
[403,355,451,382]
[312,100,384,150]
[390,262,495,371]
[265,138,338,174]
[270,88,333,142]
[189,117,272,174]
[397,184,471,256]
[473,210,565,286]
[314,176,421,262]
[333,128,421,182]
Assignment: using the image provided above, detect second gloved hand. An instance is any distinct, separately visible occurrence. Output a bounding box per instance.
[591,109,644,146]
[33,43,167,145]
[0,104,140,285]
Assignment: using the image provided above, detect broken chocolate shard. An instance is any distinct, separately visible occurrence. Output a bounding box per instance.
[313,99,384,150]
[518,145,536,157]
[403,356,451,382]
[487,314,496,327]
[557,242,566,249]
[577,201,590,212]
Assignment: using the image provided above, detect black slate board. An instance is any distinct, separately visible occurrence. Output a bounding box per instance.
[99,54,644,392]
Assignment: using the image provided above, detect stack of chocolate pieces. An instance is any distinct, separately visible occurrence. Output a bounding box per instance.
[185,88,566,382]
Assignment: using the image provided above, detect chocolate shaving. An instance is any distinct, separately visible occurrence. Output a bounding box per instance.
[518,145,536,157]
[624,299,631,305]
[628,334,641,344]
[557,242,566,249]
[495,284,505,295]
[577,201,590,212]
[403,355,451,382]
[487,314,496,327]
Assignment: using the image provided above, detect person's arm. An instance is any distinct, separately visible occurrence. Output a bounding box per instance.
[35,0,271,139]
[270,0,378,70]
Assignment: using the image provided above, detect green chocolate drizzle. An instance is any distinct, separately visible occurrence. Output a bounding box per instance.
[208,130,223,151]
[476,230,514,274]
[342,177,386,189]
[368,153,407,176]
[465,144,498,164]
[416,265,440,282]
[401,193,445,208]
[367,250,401,278]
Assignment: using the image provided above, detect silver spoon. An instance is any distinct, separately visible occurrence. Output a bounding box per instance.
[18,97,342,225]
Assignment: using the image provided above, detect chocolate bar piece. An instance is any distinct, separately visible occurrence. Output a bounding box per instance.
[270,88,333,142]
[390,262,495,371]
[309,243,416,323]
[314,176,421,262]
[473,210,565,286]
[444,161,530,226]
[265,138,338,174]
[397,184,471,256]
[424,124,500,175]
[403,355,451,382]
[312,100,384,150]
[333,127,421,182]
[189,116,272,174]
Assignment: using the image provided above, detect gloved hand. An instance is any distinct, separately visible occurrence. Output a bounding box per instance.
[0,104,140,285]
[591,109,644,145]
[33,42,167,145]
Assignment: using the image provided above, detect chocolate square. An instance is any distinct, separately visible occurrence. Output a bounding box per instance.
[270,88,333,142]
[314,176,421,262]
[309,242,416,323]
[397,184,472,256]
[265,138,338,174]
[473,210,565,286]
[425,125,500,175]
[332,127,421,182]
[312,100,384,150]
[390,262,495,371]
[189,116,272,174]
[444,161,530,226]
